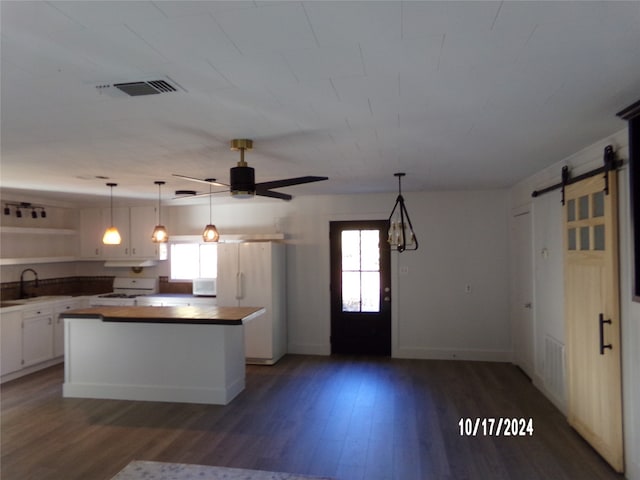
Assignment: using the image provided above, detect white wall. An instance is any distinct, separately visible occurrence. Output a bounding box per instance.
[165,189,512,360]
[509,128,640,479]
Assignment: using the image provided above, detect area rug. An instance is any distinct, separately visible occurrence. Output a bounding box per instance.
[111,460,335,480]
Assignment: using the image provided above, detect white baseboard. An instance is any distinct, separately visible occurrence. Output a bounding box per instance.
[394,346,511,362]
[63,378,244,405]
[1,356,63,384]
[287,343,331,356]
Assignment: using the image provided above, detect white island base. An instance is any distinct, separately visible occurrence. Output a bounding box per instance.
[63,315,251,405]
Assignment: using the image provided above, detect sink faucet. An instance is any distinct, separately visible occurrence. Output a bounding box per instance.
[19,268,39,299]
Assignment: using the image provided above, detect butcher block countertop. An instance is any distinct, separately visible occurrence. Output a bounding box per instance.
[62,306,265,325]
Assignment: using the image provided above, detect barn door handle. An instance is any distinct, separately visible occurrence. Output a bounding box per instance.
[599,313,612,355]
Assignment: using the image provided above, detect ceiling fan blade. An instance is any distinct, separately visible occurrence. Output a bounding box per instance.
[172,174,228,187]
[256,176,329,190]
[256,190,293,201]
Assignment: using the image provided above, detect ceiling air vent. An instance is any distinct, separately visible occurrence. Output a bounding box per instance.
[114,79,177,96]
[94,77,184,98]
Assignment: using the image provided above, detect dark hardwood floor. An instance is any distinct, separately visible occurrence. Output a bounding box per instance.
[1,355,625,480]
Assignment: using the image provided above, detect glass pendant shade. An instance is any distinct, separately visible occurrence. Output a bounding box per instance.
[151,225,168,243]
[202,181,219,242]
[202,224,220,242]
[103,183,122,245]
[151,181,169,243]
[103,226,122,245]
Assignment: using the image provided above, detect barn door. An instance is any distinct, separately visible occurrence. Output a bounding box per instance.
[563,173,624,472]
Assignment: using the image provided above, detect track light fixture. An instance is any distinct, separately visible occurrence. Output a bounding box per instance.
[2,202,47,219]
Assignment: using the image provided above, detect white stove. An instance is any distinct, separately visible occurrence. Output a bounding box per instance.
[89,277,159,306]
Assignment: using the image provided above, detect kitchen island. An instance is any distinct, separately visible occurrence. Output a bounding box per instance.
[62,306,265,405]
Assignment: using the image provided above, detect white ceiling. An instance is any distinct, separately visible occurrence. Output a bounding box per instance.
[1,1,639,204]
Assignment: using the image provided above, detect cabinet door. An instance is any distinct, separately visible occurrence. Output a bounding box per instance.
[79,208,105,258]
[130,206,159,258]
[1,311,23,375]
[22,314,54,367]
[102,207,130,258]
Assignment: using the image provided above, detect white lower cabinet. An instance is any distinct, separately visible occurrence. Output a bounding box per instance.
[22,306,54,367]
[0,310,23,376]
[1,297,89,382]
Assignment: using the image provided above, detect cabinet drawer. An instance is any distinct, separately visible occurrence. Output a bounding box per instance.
[22,305,53,318]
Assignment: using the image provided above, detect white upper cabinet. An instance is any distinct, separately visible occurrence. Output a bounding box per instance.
[129,206,160,258]
[80,206,160,260]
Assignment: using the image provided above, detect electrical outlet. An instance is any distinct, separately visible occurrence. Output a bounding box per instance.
[465,284,472,293]
[400,266,409,276]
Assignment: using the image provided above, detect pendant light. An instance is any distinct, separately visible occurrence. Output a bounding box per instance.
[202,180,219,242]
[151,181,169,243]
[387,173,418,252]
[103,183,122,245]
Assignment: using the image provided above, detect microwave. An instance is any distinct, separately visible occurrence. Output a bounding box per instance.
[192,278,216,296]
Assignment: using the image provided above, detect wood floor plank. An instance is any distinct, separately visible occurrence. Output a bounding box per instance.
[1,355,625,480]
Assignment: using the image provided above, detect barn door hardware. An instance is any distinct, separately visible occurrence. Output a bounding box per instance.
[599,313,613,355]
[531,145,623,203]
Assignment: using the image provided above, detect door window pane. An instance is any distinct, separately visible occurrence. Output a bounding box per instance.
[361,272,380,312]
[341,231,361,270]
[568,228,577,250]
[342,271,361,312]
[594,224,605,251]
[580,226,590,250]
[341,229,381,313]
[593,191,605,218]
[360,230,380,271]
[579,195,589,220]
[567,199,576,222]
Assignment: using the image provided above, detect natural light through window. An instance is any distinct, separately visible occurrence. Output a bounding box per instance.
[341,229,380,312]
[170,243,218,280]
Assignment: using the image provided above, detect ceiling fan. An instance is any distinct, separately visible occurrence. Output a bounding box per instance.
[173,139,328,201]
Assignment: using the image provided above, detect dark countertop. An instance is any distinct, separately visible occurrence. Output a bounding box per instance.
[62,306,265,325]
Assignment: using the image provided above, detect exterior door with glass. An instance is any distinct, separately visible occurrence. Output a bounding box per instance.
[330,220,391,355]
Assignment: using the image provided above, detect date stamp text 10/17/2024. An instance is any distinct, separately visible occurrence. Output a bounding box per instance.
[458,417,534,437]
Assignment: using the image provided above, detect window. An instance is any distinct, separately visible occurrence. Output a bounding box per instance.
[341,229,381,313]
[170,242,218,280]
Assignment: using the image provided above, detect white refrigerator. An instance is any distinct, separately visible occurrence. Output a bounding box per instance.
[216,242,286,364]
